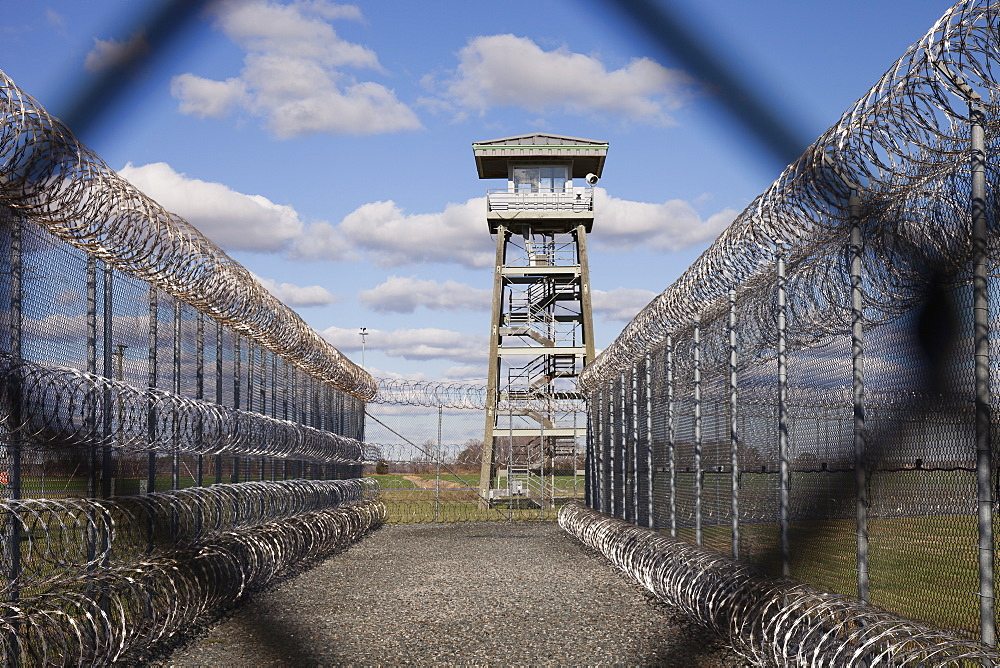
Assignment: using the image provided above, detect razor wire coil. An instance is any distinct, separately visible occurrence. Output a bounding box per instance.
[1,353,379,464]
[579,0,1000,393]
[0,71,373,402]
[372,376,585,412]
[0,479,384,666]
[559,503,1000,666]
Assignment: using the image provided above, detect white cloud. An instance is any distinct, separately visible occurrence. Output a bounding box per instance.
[438,34,693,123]
[594,188,737,251]
[333,198,493,268]
[293,189,732,267]
[321,325,488,365]
[117,162,305,252]
[118,165,732,265]
[592,287,658,322]
[251,273,341,307]
[359,276,490,313]
[172,0,420,137]
[290,220,357,261]
[85,30,149,73]
[171,74,247,117]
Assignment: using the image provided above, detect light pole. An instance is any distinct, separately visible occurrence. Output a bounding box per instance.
[359,327,368,369]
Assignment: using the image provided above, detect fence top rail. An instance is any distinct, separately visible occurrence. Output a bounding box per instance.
[0,70,374,401]
[579,0,999,394]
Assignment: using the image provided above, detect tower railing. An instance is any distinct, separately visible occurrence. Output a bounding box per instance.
[486,188,594,213]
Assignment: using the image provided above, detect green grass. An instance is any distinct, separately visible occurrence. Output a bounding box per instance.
[676,514,984,636]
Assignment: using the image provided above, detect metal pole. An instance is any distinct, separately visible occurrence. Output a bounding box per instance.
[693,316,702,546]
[147,288,157,495]
[631,361,640,524]
[971,101,995,647]
[645,351,654,529]
[87,257,97,499]
[196,315,204,488]
[8,216,22,602]
[215,320,223,485]
[596,387,606,513]
[232,337,241,484]
[729,288,740,559]
[435,405,441,522]
[778,254,790,577]
[102,264,113,499]
[172,300,181,491]
[610,375,620,518]
[850,191,869,602]
[585,399,593,509]
[667,333,676,537]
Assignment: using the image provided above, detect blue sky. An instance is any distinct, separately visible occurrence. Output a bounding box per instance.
[0,0,953,383]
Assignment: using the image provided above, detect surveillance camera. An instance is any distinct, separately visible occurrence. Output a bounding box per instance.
[585,173,599,185]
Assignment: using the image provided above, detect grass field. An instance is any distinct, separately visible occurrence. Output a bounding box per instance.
[676,514,984,636]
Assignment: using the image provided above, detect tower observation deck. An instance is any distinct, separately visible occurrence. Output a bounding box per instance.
[473,133,607,509]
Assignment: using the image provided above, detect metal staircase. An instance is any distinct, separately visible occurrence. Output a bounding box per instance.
[473,133,606,513]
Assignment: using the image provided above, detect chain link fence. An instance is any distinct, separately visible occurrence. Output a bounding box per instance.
[0,67,381,663]
[579,0,1000,651]
[364,403,585,522]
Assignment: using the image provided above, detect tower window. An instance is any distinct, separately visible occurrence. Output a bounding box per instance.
[512,165,569,193]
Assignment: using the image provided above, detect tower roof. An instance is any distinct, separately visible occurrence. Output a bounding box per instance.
[472,133,608,179]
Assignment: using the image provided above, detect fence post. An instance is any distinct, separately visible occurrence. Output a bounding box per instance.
[971,100,995,647]
[694,316,702,546]
[729,288,740,559]
[667,333,676,537]
[196,314,204,488]
[597,387,608,514]
[615,371,629,520]
[7,216,22,602]
[435,405,441,522]
[172,300,181,491]
[101,264,114,499]
[631,360,640,524]
[585,396,593,508]
[87,256,97,498]
[777,254,790,577]
[215,320,223,485]
[645,351,654,529]
[850,191,869,602]
[147,288,157,496]
[610,381,619,518]
[232,337,241,484]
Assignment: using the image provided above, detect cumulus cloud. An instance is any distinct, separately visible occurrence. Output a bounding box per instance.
[251,273,341,307]
[436,34,694,123]
[321,325,488,365]
[359,276,490,313]
[85,30,149,73]
[292,189,732,267]
[594,188,737,251]
[117,162,305,252]
[301,197,493,268]
[289,220,357,261]
[172,0,420,137]
[592,287,658,322]
[171,74,247,117]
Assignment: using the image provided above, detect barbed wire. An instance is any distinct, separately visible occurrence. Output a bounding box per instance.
[579,0,1000,393]
[559,502,1000,665]
[0,478,384,665]
[372,376,586,413]
[0,70,374,401]
[2,354,379,463]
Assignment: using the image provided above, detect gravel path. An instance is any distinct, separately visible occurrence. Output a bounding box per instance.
[160,522,745,666]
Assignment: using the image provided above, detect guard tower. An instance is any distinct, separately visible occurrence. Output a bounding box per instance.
[473,133,607,509]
